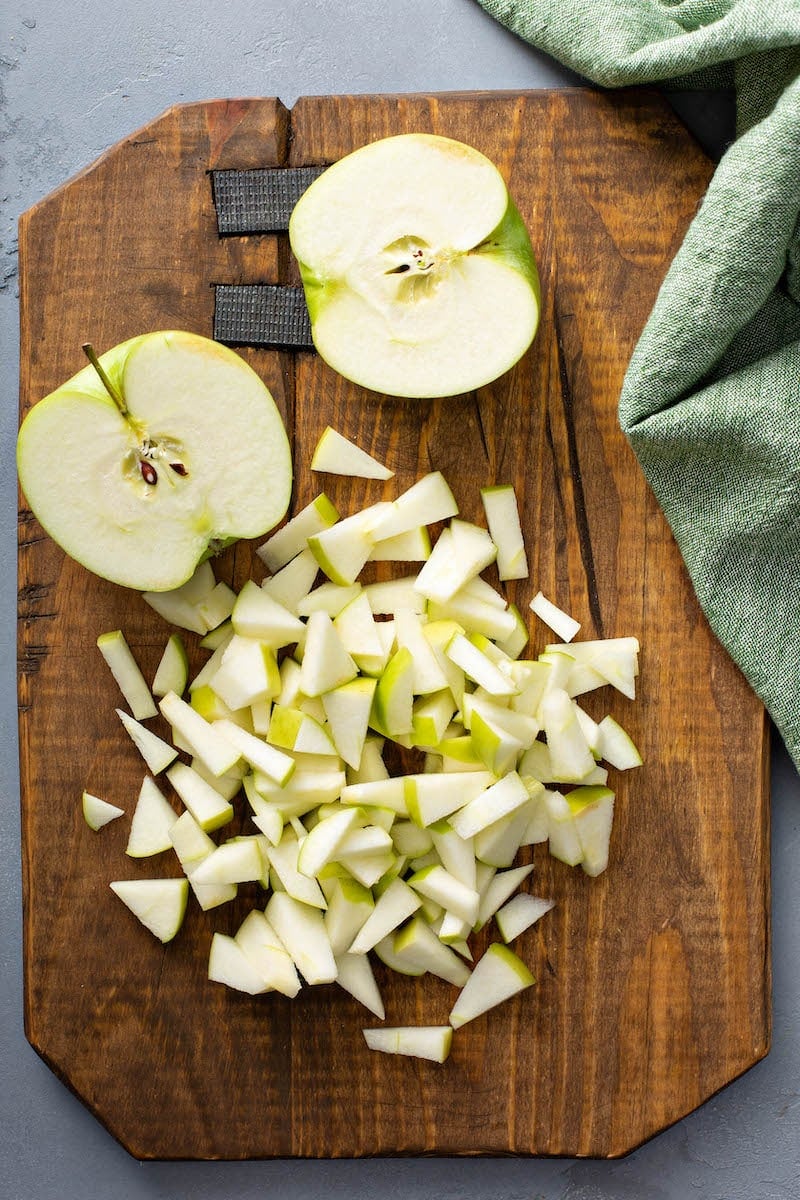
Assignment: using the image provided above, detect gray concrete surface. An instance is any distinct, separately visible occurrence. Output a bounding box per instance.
[2,2,799,1197]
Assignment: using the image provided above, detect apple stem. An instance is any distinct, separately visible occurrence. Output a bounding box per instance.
[82,343,129,417]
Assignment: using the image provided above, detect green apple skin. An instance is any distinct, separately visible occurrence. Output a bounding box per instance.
[17,331,293,592]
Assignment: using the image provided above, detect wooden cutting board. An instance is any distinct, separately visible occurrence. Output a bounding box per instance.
[17,91,770,1160]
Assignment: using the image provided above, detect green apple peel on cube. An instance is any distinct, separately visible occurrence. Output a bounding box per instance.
[289,134,540,398]
[17,331,293,591]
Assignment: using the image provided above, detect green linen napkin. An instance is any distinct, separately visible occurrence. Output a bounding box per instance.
[478,0,800,771]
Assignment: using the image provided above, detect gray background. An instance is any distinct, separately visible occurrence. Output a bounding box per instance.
[2,2,798,1197]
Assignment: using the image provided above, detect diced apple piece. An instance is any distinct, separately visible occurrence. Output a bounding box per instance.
[480,485,528,580]
[391,821,434,858]
[518,740,554,783]
[466,709,520,776]
[408,864,479,926]
[188,635,233,693]
[268,705,338,757]
[261,547,319,612]
[296,807,362,877]
[334,592,389,675]
[447,634,516,697]
[232,580,305,646]
[257,494,340,572]
[597,715,643,769]
[519,784,549,845]
[449,771,534,839]
[166,761,235,832]
[540,687,596,782]
[208,932,270,994]
[152,633,189,698]
[474,862,534,930]
[199,620,234,651]
[530,592,580,641]
[368,526,431,562]
[190,683,251,727]
[348,878,422,954]
[544,789,583,867]
[338,825,393,859]
[169,810,237,910]
[574,704,601,756]
[429,591,517,642]
[265,892,337,984]
[464,693,539,748]
[250,696,273,736]
[97,630,157,720]
[371,647,415,737]
[414,521,496,603]
[324,878,375,955]
[321,677,377,769]
[393,608,449,695]
[116,708,178,775]
[82,790,124,830]
[495,893,555,942]
[370,472,458,542]
[159,691,241,777]
[300,611,358,697]
[211,719,295,785]
[125,776,178,857]
[340,776,408,815]
[565,785,615,877]
[195,581,237,632]
[393,916,470,986]
[234,910,302,997]
[412,690,457,748]
[449,943,534,1028]
[496,604,530,659]
[438,912,472,945]
[109,878,188,943]
[311,426,393,480]
[308,506,383,586]
[335,953,385,1018]
[364,575,427,615]
[346,737,390,785]
[404,771,494,828]
[473,801,533,868]
[141,590,207,634]
[267,831,327,908]
[372,935,426,976]
[363,1025,452,1063]
[297,582,362,618]
[191,836,265,884]
[437,733,482,770]
[163,559,216,604]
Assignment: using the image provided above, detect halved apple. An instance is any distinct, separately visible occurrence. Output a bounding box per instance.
[289,134,540,398]
[17,331,292,591]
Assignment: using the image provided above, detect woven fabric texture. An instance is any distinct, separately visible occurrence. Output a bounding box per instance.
[478,0,800,769]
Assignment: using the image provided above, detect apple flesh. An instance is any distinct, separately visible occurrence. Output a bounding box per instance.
[362,1025,453,1063]
[17,331,292,591]
[82,790,124,831]
[289,133,540,398]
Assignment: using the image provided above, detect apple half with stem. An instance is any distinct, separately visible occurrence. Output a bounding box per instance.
[17,331,292,591]
[289,134,540,398]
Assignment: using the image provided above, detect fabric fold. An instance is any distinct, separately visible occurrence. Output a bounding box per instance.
[477,0,800,769]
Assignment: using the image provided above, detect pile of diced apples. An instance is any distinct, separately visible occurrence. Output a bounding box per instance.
[86,429,641,1065]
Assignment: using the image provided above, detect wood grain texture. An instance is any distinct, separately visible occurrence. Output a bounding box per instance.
[18,91,770,1161]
